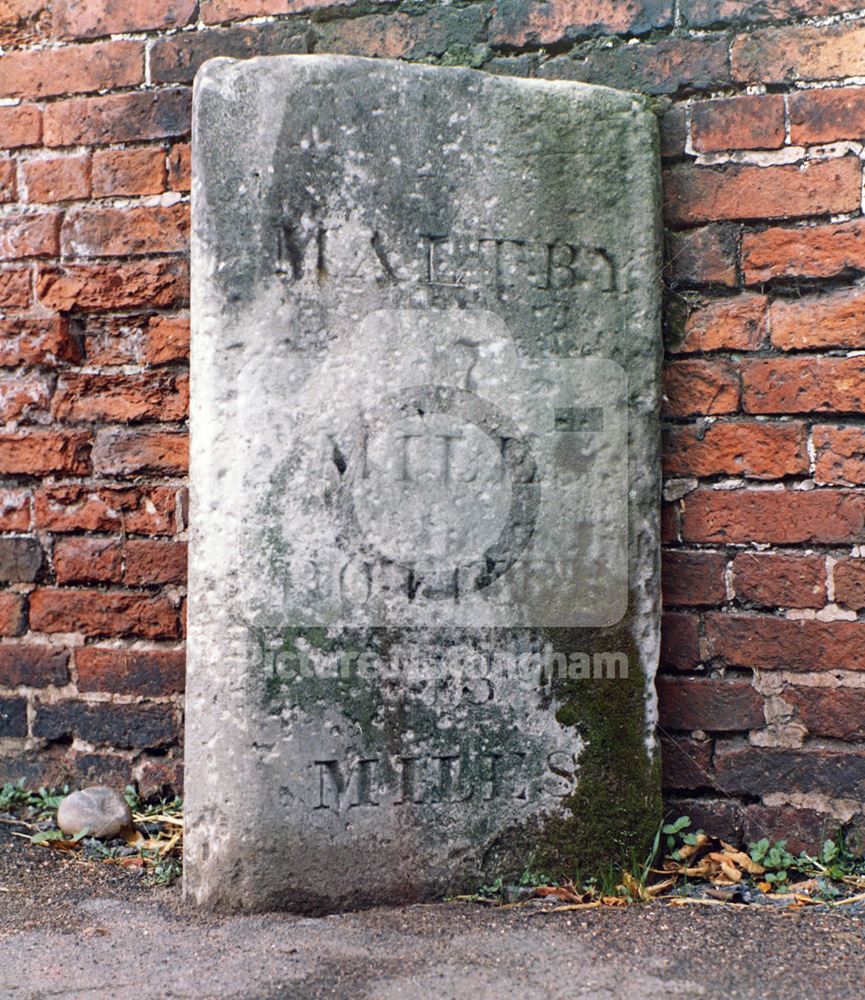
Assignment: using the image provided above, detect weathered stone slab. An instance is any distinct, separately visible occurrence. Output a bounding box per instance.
[186,55,662,912]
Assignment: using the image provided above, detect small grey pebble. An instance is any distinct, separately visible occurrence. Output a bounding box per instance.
[57,786,133,840]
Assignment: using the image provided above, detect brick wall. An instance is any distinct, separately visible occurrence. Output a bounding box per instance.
[1,0,864,847]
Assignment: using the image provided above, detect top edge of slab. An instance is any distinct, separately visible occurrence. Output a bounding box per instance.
[192,53,655,116]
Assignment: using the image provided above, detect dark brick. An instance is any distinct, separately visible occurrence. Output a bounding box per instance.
[0,696,26,737]
[666,223,740,288]
[659,733,713,790]
[150,21,312,85]
[33,700,178,748]
[715,745,865,799]
[0,645,68,687]
[662,550,727,606]
[658,676,763,731]
[539,35,729,96]
[62,752,134,788]
[743,803,833,856]
[663,797,744,845]
[0,536,41,582]
[661,611,702,671]
[660,103,687,160]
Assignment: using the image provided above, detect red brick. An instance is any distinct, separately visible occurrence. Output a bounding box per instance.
[0,317,81,367]
[0,269,31,308]
[30,588,179,639]
[732,553,826,609]
[0,431,90,476]
[143,315,189,365]
[663,421,808,479]
[76,646,184,696]
[789,86,865,145]
[743,356,865,415]
[539,35,729,96]
[666,224,739,288]
[21,155,90,204]
[0,40,143,100]
[662,501,679,544]
[35,485,176,535]
[202,0,345,22]
[53,0,196,38]
[783,687,865,742]
[691,94,785,153]
[658,676,763,731]
[833,558,865,611]
[814,425,865,486]
[77,314,146,366]
[0,0,50,47]
[665,157,861,227]
[0,105,41,149]
[167,143,190,193]
[0,593,24,636]
[770,289,865,351]
[707,613,865,671]
[0,489,31,531]
[682,0,861,27]
[52,372,189,423]
[489,0,673,46]
[732,21,865,84]
[673,294,767,353]
[92,430,188,476]
[0,371,52,421]
[53,537,123,585]
[125,540,187,586]
[92,147,165,198]
[321,9,488,61]
[682,488,865,545]
[0,212,60,261]
[659,734,712,790]
[662,359,740,418]
[661,611,702,671]
[37,259,188,311]
[44,89,191,149]
[0,158,14,203]
[662,550,726,607]
[0,645,68,688]
[742,218,865,285]
[61,203,189,258]
[137,757,183,797]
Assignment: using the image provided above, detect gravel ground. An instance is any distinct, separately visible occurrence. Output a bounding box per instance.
[1,824,864,1000]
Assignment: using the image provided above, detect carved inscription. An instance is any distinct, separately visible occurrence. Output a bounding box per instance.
[273,217,616,296]
[311,749,576,813]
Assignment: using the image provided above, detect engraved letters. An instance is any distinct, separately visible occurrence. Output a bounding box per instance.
[310,748,550,814]
[274,216,617,297]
